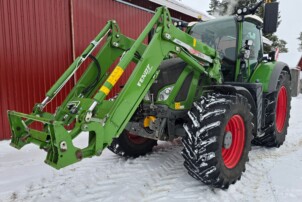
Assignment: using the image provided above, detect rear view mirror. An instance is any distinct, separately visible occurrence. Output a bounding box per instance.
[263,2,279,34]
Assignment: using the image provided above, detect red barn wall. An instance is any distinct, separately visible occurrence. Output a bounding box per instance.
[0,0,74,140]
[0,0,194,140]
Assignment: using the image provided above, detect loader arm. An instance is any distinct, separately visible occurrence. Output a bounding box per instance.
[8,7,222,169]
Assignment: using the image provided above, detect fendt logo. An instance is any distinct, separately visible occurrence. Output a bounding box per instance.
[137,64,153,87]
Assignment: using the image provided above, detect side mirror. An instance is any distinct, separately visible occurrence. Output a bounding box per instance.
[263,2,279,34]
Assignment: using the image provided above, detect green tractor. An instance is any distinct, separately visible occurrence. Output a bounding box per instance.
[8,1,292,188]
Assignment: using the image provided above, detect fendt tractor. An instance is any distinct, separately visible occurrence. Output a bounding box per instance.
[7,1,295,188]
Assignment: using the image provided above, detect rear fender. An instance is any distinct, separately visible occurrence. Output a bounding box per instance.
[249,61,291,93]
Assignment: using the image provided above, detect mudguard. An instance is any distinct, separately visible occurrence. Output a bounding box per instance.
[249,61,291,93]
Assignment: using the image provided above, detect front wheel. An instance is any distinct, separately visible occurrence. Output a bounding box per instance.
[108,130,157,158]
[182,93,253,189]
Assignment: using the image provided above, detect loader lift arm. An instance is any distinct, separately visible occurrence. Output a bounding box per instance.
[8,7,222,169]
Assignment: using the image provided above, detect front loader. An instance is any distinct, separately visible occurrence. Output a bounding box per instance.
[7,1,293,188]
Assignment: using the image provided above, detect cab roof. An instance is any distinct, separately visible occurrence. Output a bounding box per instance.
[245,15,263,26]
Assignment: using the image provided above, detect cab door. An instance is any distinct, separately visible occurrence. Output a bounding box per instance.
[242,20,264,75]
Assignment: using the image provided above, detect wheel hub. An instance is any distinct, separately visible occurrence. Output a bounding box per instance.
[222,115,245,169]
[223,131,233,149]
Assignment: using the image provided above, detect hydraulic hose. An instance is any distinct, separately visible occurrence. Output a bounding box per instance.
[82,54,102,95]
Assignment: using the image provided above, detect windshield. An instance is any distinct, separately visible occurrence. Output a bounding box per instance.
[190,17,237,62]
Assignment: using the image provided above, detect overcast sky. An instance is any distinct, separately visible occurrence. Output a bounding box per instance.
[179,0,302,67]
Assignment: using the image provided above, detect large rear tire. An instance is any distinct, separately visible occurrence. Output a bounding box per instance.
[182,93,253,189]
[108,130,157,158]
[253,70,291,147]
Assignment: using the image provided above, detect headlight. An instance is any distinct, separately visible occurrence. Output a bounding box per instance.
[158,86,174,101]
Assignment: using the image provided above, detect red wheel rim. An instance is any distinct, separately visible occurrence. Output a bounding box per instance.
[222,115,245,169]
[276,86,287,133]
[127,132,148,144]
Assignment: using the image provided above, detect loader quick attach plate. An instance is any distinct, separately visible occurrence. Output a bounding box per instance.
[8,111,82,169]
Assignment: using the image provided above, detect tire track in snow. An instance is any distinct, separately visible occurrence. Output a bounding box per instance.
[7,132,302,202]
[7,141,224,202]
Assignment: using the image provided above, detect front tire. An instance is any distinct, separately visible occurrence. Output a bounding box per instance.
[108,130,157,158]
[182,93,253,189]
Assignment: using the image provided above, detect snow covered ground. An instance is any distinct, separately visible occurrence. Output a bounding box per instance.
[1,95,302,202]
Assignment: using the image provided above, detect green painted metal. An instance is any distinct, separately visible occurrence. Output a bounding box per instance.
[249,61,277,92]
[8,7,222,169]
[235,22,244,81]
[154,65,201,110]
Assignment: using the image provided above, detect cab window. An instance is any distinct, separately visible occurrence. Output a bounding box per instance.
[190,17,237,62]
[242,21,263,70]
[190,17,237,81]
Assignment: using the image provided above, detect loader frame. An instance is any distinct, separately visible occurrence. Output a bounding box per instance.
[8,7,222,169]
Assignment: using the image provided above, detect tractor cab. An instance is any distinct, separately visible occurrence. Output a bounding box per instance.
[188,1,278,82]
[189,15,264,82]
